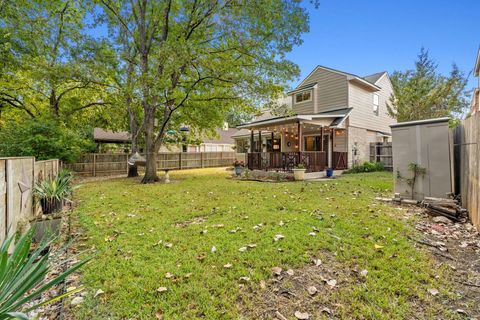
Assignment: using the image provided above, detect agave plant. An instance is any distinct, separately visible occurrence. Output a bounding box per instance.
[0,230,88,319]
[34,170,76,214]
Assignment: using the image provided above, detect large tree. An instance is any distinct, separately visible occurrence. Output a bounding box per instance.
[99,0,311,183]
[0,0,112,125]
[387,48,470,122]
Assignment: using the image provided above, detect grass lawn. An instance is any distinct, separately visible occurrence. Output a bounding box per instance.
[71,169,458,319]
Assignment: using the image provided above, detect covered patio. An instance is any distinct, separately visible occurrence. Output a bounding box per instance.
[237,109,350,172]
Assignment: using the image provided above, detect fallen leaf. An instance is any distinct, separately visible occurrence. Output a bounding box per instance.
[294,311,310,319]
[271,266,282,276]
[223,263,232,269]
[326,279,337,288]
[104,236,115,242]
[247,243,257,248]
[313,259,322,266]
[260,280,266,289]
[308,232,316,236]
[359,269,368,277]
[164,243,173,248]
[239,247,247,252]
[307,286,317,295]
[165,272,174,279]
[155,310,163,319]
[427,288,439,296]
[156,287,168,293]
[274,234,285,242]
[286,269,295,276]
[321,307,332,315]
[374,244,384,249]
[239,276,250,283]
[94,289,104,298]
[211,246,217,253]
[279,221,285,226]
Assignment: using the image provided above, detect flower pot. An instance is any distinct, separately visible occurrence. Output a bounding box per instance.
[40,198,63,215]
[292,168,306,181]
[31,216,62,243]
[234,166,243,176]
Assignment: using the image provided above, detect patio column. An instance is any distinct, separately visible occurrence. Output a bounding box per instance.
[320,126,324,151]
[297,122,302,151]
[258,130,262,152]
[250,130,254,152]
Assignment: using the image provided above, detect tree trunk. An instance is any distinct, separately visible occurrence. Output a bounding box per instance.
[141,109,159,183]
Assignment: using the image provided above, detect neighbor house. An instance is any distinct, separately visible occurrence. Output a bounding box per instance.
[470,48,480,115]
[234,65,396,171]
[93,126,236,153]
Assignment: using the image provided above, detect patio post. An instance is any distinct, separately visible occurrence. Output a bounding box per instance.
[258,130,262,152]
[297,122,302,151]
[250,129,254,152]
[320,126,324,151]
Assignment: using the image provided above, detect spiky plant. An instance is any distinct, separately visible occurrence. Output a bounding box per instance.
[0,230,88,319]
[34,170,76,214]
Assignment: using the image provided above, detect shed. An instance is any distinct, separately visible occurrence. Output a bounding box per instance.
[391,117,453,200]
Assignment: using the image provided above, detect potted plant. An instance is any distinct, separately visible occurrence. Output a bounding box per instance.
[233,160,245,176]
[32,170,75,242]
[292,163,306,181]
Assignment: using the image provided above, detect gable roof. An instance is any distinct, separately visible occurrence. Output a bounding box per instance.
[296,65,381,91]
[363,71,387,84]
[94,128,131,143]
[202,128,238,144]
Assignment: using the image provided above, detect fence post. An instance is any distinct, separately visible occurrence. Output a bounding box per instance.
[179,152,182,170]
[93,153,96,177]
[201,152,204,168]
[220,152,223,166]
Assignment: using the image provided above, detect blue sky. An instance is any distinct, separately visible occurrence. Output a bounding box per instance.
[287,0,479,90]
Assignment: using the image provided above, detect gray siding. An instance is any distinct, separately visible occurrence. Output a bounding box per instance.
[348,74,396,133]
[292,67,348,114]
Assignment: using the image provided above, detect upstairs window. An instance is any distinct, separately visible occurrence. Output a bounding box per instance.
[295,90,312,104]
[373,94,379,116]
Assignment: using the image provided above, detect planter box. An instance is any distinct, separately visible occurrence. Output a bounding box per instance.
[31,217,62,242]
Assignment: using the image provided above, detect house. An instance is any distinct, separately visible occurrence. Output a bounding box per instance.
[470,48,480,115]
[234,65,396,172]
[93,127,237,153]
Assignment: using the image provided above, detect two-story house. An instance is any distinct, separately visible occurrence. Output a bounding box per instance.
[470,48,480,115]
[234,65,396,172]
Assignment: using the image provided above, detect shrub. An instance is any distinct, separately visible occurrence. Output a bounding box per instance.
[344,161,385,174]
[34,170,76,214]
[0,118,95,163]
[0,229,88,318]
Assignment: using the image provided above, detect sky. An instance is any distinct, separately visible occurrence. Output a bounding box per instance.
[286,0,479,91]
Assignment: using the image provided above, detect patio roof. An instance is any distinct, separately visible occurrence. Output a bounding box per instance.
[236,108,352,130]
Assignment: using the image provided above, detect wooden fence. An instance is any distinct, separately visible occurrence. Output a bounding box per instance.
[0,157,59,243]
[454,113,480,229]
[369,142,393,170]
[65,152,240,177]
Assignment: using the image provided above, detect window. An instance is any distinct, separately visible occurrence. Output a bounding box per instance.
[373,94,379,116]
[295,90,312,104]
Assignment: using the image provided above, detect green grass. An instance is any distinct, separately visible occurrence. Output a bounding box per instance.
[71,169,456,319]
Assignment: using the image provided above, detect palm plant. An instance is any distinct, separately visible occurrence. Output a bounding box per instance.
[0,229,88,319]
[34,170,76,214]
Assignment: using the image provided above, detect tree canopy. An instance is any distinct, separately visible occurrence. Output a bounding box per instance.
[387,48,470,122]
[99,0,312,182]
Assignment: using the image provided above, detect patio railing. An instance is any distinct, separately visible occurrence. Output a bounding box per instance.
[247,151,328,172]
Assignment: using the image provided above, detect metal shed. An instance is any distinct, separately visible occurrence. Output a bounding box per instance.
[391,117,454,200]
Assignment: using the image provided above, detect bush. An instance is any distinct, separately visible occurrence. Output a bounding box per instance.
[344,161,385,174]
[0,118,95,163]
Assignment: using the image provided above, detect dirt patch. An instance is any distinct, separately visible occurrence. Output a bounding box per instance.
[174,216,208,228]
[239,251,358,319]
[383,204,480,319]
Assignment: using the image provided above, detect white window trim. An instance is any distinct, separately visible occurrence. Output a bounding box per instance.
[294,89,313,105]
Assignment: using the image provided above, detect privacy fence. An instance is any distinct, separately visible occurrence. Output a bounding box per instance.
[369,142,393,170]
[454,113,480,228]
[0,157,59,243]
[64,152,242,177]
